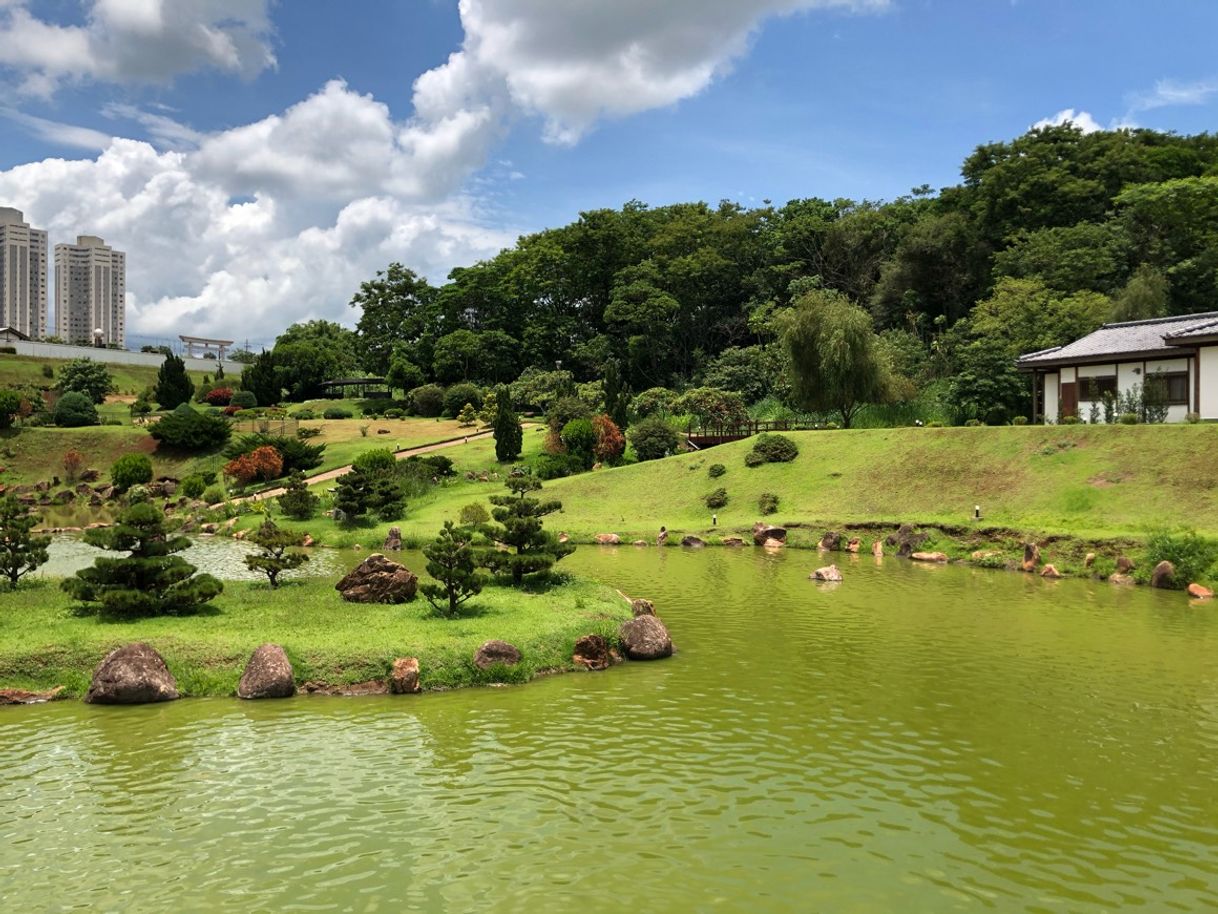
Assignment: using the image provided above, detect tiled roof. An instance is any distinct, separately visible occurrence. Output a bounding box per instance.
[1017,311,1218,366]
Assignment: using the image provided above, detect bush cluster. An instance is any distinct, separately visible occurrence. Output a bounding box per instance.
[704,487,728,509]
[110,453,153,492]
[745,433,799,466]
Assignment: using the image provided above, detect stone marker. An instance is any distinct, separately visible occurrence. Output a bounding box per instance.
[85,643,179,705]
[238,644,295,699]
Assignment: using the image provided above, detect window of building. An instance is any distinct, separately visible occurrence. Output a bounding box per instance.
[1079,375,1117,401]
[1156,371,1190,406]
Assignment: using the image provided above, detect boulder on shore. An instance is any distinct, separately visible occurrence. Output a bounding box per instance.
[752,523,786,546]
[594,533,621,545]
[619,615,673,660]
[1109,573,1135,586]
[383,526,403,551]
[887,523,928,558]
[1021,543,1041,572]
[680,535,706,548]
[238,644,295,699]
[1115,555,1135,574]
[871,539,884,557]
[1151,560,1175,589]
[846,538,862,553]
[390,657,421,694]
[1187,582,1214,599]
[473,640,522,670]
[335,554,419,604]
[631,598,656,617]
[85,643,179,705]
[818,531,842,551]
[812,564,843,582]
[572,634,618,671]
[721,536,745,547]
[911,551,949,563]
[1040,564,1063,579]
[0,686,63,705]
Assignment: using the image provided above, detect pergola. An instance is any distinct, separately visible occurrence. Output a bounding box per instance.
[179,335,234,360]
[319,378,390,399]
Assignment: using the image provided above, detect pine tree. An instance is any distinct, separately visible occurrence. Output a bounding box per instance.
[492,384,522,462]
[420,521,484,617]
[603,358,631,430]
[0,496,50,588]
[278,471,319,519]
[154,354,195,409]
[457,402,478,427]
[478,388,499,425]
[244,519,309,588]
[333,466,372,524]
[62,503,223,616]
[481,471,574,586]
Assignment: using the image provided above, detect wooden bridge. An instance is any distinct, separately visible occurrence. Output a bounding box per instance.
[686,419,814,449]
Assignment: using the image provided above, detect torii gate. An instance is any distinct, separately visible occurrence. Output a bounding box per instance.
[178,335,234,361]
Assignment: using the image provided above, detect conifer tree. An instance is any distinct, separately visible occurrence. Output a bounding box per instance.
[0,496,50,588]
[481,471,574,586]
[154,354,195,409]
[277,471,319,519]
[333,465,372,524]
[492,384,522,462]
[420,521,484,617]
[244,519,309,588]
[478,388,499,425]
[62,503,223,616]
[457,402,478,427]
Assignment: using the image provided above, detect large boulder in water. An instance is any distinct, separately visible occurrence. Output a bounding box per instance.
[237,644,295,699]
[680,535,706,548]
[335,554,418,604]
[85,643,179,704]
[1151,560,1176,589]
[752,523,786,546]
[473,640,522,670]
[818,531,842,551]
[619,615,673,660]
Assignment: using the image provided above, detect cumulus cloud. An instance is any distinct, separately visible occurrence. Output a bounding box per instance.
[0,0,275,94]
[1032,108,1103,134]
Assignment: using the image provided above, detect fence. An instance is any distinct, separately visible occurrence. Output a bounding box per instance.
[3,340,244,375]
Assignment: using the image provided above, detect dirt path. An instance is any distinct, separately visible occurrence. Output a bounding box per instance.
[231,430,494,504]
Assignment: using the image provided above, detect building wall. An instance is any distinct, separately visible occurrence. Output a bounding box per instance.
[1043,372,1059,421]
[0,209,48,339]
[1200,346,1218,420]
[3,339,243,375]
[1047,356,1196,423]
[55,236,126,348]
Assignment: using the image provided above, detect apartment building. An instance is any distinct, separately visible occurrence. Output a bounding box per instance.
[55,235,126,347]
[0,207,49,339]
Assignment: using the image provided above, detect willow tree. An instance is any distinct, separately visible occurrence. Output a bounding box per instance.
[781,286,890,428]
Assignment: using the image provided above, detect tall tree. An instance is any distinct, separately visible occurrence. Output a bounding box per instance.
[239,350,281,407]
[350,263,439,374]
[154,354,194,409]
[57,358,114,404]
[492,384,522,462]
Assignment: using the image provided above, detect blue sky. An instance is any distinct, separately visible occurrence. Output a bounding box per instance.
[0,0,1215,343]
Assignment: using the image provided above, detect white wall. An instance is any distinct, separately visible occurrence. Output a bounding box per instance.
[1043,372,1058,422]
[1073,357,1194,423]
[1,339,243,375]
[1200,346,1218,420]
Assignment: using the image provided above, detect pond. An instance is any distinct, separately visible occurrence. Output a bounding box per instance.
[2,546,1217,912]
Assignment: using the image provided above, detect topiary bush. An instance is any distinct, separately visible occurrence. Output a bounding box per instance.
[630,414,680,461]
[179,475,207,499]
[443,383,483,418]
[1012,415,1029,426]
[758,492,779,515]
[560,417,597,469]
[352,447,397,475]
[459,502,490,525]
[410,384,445,418]
[291,408,316,420]
[704,487,728,509]
[1118,413,1139,425]
[230,390,258,410]
[746,433,799,466]
[150,404,232,451]
[110,453,153,492]
[53,391,99,427]
[708,463,726,478]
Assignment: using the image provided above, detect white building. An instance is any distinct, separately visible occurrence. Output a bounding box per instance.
[55,235,126,347]
[0,207,49,339]
[1018,312,1218,423]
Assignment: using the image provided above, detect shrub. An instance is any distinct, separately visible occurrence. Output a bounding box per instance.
[180,475,207,499]
[546,396,592,432]
[410,384,445,418]
[421,454,454,477]
[352,448,397,475]
[202,485,226,505]
[244,519,309,588]
[224,433,325,474]
[534,453,583,479]
[0,389,22,429]
[323,406,354,420]
[444,383,483,418]
[278,471,320,520]
[385,408,404,419]
[63,449,86,483]
[57,358,113,404]
[204,387,233,406]
[291,408,316,420]
[1186,412,1201,424]
[126,484,149,504]
[963,418,983,427]
[630,415,680,461]
[149,403,232,450]
[231,390,258,410]
[53,391,98,427]
[420,521,482,617]
[1012,416,1029,426]
[672,387,749,426]
[560,417,597,469]
[459,502,490,526]
[110,453,153,492]
[758,492,780,515]
[747,433,799,465]
[1118,413,1139,425]
[1143,529,1218,589]
[631,387,677,418]
[592,414,626,464]
[41,364,53,379]
[1059,415,1080,425]
[744,451,764,467]
[708,463,726,478]
[0,496,50,587]
[296,426,321,439]
[224,445,283,484]
[704,487,728,509]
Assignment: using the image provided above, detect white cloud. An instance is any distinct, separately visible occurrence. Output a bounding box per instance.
[1032,108,1103,134]
[0,0,275,94]
[1127,77,1218,113]
[0,107,113,150]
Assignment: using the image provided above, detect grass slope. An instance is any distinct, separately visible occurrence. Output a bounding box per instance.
[0,574,629,697]
[0,352,212,395]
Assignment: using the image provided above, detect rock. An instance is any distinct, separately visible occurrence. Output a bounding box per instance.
[1151,560,1175,589]
[818,531,842,551]
[99,486,115,501]
[88,495,103,507]
[872,539,884,557]
[85,643,179,705]
[680,535,706,548]
[199,522,218,534]
[1187,583,1214,599]
[222,517,239,530]
[377,428,390,434]
[0,686,63,705]
[846,538,861,553]
[971,550,997,560]
[353,544,362,551]
[594,533,621,545]
[301,679,388,696]
[390,657,421,694]
[619,614,673,660]
[752,523,786,546]
[74,483,92,495]
[657,529,669,547]
[232,529,246,540]
[911,551,949,563]
[473,640,522,670]
[1084,552,1096,569]
[1040,564,1063,579]
[335,554,419,604]
[721,536,745,546]
[383,526,403,551]
[558,532,570,544]
[572,634,617,671]
[80,468,100,482]
[1115,556,1135,574]
[301,534,315,547]
[1109,573,1135,585]
[763,537,785,549]
[1021,543,1040,572]
[812,564,843,582]
[237,644,295,699]
[631,598,656,617]
[633,540,648,546]
[888,524,928,558]
[33,480,49,493]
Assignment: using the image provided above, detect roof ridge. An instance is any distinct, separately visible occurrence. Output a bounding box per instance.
[1102,310,1218,329]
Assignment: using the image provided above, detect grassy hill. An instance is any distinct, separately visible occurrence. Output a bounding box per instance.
[0,352,214,395]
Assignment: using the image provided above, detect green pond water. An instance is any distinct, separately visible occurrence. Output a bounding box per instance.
[2,546,1217,913]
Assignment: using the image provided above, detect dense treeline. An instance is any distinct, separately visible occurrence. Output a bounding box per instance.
[250,125,1218,425]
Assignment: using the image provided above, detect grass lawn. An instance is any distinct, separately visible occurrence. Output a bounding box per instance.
[0,352,212,396]
[295,415,475,473]
[0,573,630,697]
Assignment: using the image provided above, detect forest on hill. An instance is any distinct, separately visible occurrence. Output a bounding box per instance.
[246,124,1218,425]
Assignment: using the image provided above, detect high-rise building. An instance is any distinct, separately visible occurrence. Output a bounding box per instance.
[0,207,49,339]
[55,235,126,347]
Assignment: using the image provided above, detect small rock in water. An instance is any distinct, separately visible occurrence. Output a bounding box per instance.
[1187,583,1214,599]
[812,564,843,582]
[1040,564,1063,579]
[911,551,949,563]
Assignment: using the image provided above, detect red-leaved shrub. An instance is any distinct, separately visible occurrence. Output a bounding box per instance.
[592,415,625,464]
[205,387,234,406]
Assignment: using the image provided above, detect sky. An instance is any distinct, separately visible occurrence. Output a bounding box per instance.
[0,0,1215,349]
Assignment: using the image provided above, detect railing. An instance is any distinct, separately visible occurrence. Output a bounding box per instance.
[686,419,814,441]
